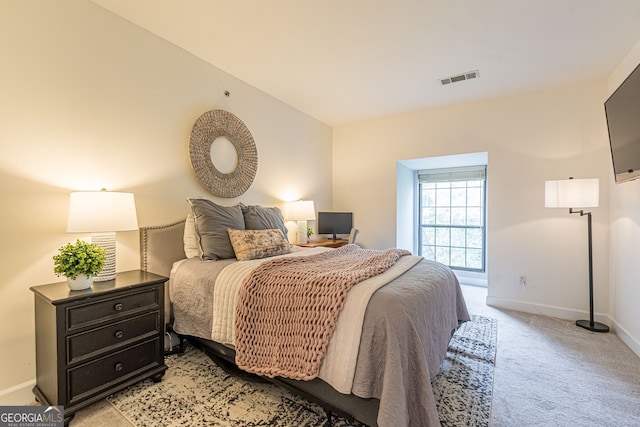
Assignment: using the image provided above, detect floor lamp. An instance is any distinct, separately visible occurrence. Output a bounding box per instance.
[545,177,609,333]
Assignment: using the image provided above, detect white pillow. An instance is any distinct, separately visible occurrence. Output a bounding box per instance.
[183,213,202,259]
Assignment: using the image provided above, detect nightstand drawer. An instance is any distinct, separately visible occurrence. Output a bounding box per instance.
[66,287,160,330]
[67,311,160,364]
[67,338,161,404]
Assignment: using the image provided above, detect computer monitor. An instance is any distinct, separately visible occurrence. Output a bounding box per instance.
[317,212,353,240]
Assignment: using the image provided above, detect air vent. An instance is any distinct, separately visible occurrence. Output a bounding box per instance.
[440,70,479,86]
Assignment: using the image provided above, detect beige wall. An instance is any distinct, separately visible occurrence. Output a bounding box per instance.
[333,82,613,327]
[607,39,640,356]
[0,1,332,401]
[3,0,639,406]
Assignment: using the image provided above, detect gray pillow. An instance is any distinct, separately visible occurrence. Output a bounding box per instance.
[241,205,289,242]
[187,198,245,260]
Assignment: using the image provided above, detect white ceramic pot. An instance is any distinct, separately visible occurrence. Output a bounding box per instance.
[67,274,93,291]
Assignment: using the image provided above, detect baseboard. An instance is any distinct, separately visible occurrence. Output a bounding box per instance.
[485,296,612,326]
[611,319,640,359]
[0,379,36,405]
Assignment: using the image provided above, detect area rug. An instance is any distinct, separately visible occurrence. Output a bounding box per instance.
[107,315,496,426]
[432,315,497,427]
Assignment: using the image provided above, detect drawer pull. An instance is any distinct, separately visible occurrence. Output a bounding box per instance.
[114,303,124,311]
[114,363,124,372]
[114,330,124,339]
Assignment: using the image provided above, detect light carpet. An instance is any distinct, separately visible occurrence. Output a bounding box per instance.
[107,315,496,426]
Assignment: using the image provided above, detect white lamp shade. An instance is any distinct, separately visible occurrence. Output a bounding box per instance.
[545,178,599,208]
[67,191,139,232]
[286,200,316,221]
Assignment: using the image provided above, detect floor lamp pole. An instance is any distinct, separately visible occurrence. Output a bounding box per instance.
[571,209,609,333]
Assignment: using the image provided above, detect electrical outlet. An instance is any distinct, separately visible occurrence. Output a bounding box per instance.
[519,275,527,287]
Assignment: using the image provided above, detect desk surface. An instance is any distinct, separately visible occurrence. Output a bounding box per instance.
[297,239,348,248]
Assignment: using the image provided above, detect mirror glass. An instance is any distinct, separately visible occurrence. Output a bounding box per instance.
[210,136,238,174]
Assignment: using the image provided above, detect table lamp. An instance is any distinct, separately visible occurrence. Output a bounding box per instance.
[286,200,316,244]
[66,189,139,281]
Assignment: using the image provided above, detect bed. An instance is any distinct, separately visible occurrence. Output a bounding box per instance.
[140,199,470,427]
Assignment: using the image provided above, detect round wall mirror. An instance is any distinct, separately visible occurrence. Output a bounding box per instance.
[210,136,238,174]
[189,110,258,198]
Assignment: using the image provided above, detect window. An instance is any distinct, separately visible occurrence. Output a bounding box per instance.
[418,165,486,272]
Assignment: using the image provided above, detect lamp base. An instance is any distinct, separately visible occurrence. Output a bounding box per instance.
[92,232,116,282]
[296,220,308,244]
[576,319,609,333]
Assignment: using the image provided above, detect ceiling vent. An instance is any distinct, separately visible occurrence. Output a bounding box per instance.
[440,70,479,86]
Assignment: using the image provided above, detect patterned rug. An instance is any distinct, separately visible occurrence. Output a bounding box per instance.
[432,315,497,427]
[107,315,496,426]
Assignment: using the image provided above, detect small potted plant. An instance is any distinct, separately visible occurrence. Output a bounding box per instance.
[53,240,106,290]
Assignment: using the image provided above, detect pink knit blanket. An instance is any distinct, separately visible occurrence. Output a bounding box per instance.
[234,244,411,380]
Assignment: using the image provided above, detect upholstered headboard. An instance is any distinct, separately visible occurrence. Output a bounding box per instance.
[140,220,186,278]
[140,220,187,321]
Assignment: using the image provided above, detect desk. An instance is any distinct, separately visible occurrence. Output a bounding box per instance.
[297,239,348,248]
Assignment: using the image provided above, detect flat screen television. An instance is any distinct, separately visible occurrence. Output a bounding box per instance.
[317,212,353,240]
[605,61,640,184]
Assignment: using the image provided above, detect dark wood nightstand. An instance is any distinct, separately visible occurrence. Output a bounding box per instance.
[296,239,349,248]
[30,270,168,425]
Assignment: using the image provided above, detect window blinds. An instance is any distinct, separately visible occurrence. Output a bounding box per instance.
[418,165,486,183]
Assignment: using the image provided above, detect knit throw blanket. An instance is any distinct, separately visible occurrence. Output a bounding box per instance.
[234,244,411,380]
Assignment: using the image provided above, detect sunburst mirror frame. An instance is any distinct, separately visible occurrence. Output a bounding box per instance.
[189,110,258,198]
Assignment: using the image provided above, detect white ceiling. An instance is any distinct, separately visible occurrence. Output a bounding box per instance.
[92,0,640,126]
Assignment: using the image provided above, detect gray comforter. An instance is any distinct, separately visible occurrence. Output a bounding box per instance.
[352,258,470,427]
[170,256,470,427]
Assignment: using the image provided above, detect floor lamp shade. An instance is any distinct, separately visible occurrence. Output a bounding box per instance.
[544,177,608,333]
[286,200,316,244]
[545,178,599,208]
[67,191,139,282]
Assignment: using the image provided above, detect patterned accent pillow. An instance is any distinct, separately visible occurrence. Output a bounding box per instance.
[228,228,291,261]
